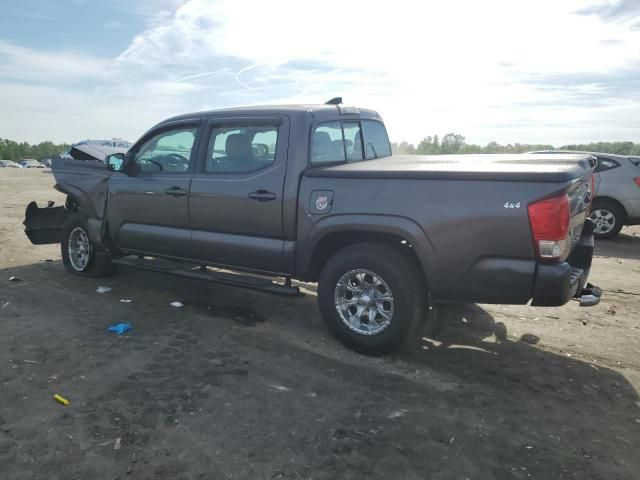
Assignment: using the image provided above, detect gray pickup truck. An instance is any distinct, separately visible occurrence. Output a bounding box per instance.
[24,101,601,354]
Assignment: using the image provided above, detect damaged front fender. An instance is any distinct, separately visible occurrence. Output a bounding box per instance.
[24,157,114,246]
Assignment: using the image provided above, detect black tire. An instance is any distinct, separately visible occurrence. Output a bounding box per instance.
[317,242,428,355]
[590,199,624,239]
[61,212,115,277]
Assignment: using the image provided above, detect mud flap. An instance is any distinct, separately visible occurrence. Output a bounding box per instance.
[23,201,68,245]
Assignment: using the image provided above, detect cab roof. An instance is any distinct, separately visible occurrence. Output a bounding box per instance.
[161,104,381,124]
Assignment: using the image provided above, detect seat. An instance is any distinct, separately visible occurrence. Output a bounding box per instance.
[312,131,334,161]
[225,134,253,164]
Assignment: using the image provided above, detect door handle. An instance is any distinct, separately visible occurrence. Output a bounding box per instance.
[165,186,187,197]
[248,190,277,202]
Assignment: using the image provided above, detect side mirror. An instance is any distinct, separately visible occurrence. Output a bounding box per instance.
[106,153,125,172]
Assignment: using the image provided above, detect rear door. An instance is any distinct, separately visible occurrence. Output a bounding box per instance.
[188,116,289,273]
[107,121,201,257]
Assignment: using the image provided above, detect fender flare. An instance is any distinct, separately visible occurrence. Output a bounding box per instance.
[297,214,438,282]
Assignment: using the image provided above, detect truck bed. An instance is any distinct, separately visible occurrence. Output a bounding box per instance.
[304,154,594,182]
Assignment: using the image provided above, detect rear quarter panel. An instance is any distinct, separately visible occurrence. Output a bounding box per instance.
[299,176,570,302]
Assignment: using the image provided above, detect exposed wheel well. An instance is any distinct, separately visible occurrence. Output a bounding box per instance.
[593,196,628,223]
[308,231,426,283]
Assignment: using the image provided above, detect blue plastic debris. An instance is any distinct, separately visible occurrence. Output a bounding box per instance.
[108,323,132,335]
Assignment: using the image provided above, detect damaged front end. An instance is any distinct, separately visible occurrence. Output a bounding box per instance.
[23,156,112,246]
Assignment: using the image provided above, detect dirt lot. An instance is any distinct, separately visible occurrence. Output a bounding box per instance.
[1,168,639,480]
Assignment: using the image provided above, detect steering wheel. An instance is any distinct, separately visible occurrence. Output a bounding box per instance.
[148,160,164,171]
[167,153,190,166]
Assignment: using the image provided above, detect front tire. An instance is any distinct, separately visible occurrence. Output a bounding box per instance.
[61,213,114,277]
[590,200,624,239]
[317,242,427,355]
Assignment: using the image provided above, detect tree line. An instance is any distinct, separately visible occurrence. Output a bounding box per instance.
[2,135,640,161]
[392,134,640,156]
[0,139,70,161]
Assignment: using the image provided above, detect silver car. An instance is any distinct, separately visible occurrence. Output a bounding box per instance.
[0,160,20,168]
[531,150,640,238]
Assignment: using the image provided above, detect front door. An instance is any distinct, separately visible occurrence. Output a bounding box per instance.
[107,122,200,258]
[189,116,288,273]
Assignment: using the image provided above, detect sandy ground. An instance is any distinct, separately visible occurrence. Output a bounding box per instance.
[1,168,639,480]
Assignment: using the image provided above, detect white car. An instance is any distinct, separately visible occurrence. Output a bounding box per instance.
[0,160,21,168]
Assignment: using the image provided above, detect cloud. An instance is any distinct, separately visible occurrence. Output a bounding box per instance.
[1,0,640,146]
[576,0,640,21]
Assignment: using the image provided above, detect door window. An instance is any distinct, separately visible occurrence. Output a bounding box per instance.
[205,125,279,173]
[133,127,197,173]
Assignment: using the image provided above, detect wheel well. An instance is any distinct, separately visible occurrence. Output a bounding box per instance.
[308,231,425,282]
[593,196,628,222]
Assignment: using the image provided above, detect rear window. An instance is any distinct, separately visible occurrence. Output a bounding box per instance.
[594,157,621,173]
[362,120,392,159]
[311,119,391,165]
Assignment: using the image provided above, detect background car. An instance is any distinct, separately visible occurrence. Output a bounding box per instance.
[19,159,46,168]
[40,158,52,168]
[531,150,640,239]
[0,160,20,168]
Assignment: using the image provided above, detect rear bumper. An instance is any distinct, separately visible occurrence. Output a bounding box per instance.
[531,219,599,307]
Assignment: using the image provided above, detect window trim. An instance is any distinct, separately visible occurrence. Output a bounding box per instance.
[197,116,285,176]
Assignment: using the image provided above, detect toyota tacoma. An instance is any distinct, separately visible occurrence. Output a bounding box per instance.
[24,100,601,355]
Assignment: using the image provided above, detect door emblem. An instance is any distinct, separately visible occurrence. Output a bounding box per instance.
[315,195,329,211]
[310,190,334,214]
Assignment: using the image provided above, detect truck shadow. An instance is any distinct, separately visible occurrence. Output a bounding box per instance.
[595,229,640,261]
[403,303,639,417]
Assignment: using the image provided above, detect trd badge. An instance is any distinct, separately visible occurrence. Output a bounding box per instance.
[310,190,334,214]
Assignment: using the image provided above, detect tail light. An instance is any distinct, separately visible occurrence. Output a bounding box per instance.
[528,193,570,260]
[634,177,640,188]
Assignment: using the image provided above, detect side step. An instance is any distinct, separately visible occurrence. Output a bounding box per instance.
[112,257,301,296]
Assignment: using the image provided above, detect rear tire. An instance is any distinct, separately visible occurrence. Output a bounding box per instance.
[590,199,624,239]
[317,242,427,355]
[61,213,115,277]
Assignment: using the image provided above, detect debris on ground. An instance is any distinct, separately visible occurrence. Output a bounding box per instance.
[268,384,291,392]
[114,438,122,450]
[388,409,409,419]
[96,286,112,294]
[1,302,9,309]
[119,299,132,303]
[47,375,59,383]
[9,276,23,282]
[606,306,617,315]
[108,323,132,335]
[54,394,70,406]
[170,301,184,308]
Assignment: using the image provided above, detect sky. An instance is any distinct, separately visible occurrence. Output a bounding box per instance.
[0,0,639,146]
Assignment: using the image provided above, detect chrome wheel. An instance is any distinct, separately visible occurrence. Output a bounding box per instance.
[68,227,91,271]
[590,208,616,235]
[334,269,394,336]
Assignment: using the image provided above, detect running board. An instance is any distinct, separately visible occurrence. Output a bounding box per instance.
[112,257,301,296]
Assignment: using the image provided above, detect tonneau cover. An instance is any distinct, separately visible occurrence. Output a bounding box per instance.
[304,154,594,182]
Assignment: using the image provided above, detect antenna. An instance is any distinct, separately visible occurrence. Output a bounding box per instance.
[325,97,342,105]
